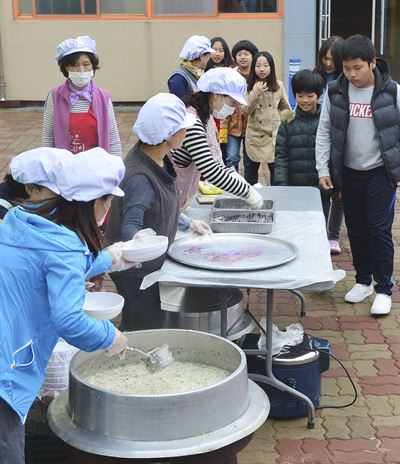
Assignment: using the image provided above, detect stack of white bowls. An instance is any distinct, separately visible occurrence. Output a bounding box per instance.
[38,338,79,404]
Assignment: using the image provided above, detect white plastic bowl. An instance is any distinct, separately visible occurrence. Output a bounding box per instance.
[83,292,124,320]
[122,235,168,263]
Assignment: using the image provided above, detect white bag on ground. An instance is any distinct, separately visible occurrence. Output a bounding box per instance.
[257,320,304,355]
[37,338,79,404]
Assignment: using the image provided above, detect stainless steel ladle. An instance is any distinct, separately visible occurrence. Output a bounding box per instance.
[124,344,174,372]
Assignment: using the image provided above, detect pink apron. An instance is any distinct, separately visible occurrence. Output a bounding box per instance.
[169,108,224,210]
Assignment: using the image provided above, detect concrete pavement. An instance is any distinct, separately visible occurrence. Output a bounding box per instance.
[0,108,399,464]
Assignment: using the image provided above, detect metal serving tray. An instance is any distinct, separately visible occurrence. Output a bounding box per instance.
[213,198,274,211]
[210,210,274,234]
[211,198,275,234]
[167,233,297,271]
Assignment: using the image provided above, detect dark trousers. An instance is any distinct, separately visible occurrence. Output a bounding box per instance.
[342,166,396,295]
[110,273,166,331]
[243,153,275,186]
[0,398,24,464]
[221,143,227,165]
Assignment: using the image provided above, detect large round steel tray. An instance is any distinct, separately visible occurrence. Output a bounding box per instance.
[48,381,269,459]
[167,233,297,271]
[48,329,269,458]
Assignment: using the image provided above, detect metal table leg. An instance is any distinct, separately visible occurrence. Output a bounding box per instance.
[220,288,228,338]
[248,289,315,429]
[289,289,307,316]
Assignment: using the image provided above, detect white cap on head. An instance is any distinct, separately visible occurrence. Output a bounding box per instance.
[133,93,196,145]
[179,35,215,61]
[10,147,125,201]
[197,68,248,105]
[55,35,97,62]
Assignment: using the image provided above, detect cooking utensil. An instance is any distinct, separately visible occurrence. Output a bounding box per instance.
[210,210,274,234]
[125,343,173,371]
[213,198,274,210]
[211,197,275,234]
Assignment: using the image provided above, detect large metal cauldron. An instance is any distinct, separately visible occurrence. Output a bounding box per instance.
[48,330,269,459]
[160,286,255,340]
[67,330,248,441]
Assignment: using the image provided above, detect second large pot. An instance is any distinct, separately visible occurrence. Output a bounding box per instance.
[160,286,254,340]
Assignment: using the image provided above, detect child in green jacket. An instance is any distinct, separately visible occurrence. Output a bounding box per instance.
[274,69,331,220]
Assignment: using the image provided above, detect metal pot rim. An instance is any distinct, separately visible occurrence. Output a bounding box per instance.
[70,329,247,397]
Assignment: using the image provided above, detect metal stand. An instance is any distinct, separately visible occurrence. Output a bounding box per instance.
[289,289,307,316]
[220,288,228,338]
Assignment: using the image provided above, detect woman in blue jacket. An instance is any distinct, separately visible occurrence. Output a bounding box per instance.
[0,147,132,464]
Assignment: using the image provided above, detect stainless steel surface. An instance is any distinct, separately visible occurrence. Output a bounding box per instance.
[213,198,274,210]
[67,330,250,442]
[160,286,242,313]
[125,343,174,371]
[48,380,269,459]
[168,233,298,271]
[210,210,274,234]
[160,286,255,340]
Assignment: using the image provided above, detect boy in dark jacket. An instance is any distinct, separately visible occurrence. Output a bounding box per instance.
[316,35,400,315]
[274,69,324,187]
[274,70,329,211]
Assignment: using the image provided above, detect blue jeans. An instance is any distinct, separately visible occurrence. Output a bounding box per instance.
[226,135,243,172]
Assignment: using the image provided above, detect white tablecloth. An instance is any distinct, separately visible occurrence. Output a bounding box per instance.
[142,210,345,292]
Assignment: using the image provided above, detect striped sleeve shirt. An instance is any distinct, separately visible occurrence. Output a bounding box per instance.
[42,93,122,157]
[171,117,250,198]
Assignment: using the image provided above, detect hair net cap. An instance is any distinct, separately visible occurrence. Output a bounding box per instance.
[133,93,196,145]
[55,35,97,61]
[179,35,215,61]
[197,67,248,105]
[10,147,125,201]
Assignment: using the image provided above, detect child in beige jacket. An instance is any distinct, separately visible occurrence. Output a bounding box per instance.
[243,51,291,185]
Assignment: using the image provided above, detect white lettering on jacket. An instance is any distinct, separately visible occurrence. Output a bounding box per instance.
[349,103,372,118]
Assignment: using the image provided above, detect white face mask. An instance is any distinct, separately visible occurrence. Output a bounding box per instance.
[68,70,94,88]
[212,103,236,120]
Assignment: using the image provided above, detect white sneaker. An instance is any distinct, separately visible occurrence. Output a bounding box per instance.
[344,283,373,303]
[370,294,392,315]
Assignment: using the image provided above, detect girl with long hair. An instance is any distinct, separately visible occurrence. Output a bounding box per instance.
[244,51,291,185]
[314,36,345,255]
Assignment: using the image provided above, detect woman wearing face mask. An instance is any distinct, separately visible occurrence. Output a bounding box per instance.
[168,35,214,99]
[205,37,234,165]
[0,147,135,464]
[42,35,122,157]
[170,67,263,210]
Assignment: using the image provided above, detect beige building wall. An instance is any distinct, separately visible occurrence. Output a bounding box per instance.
[0,2,283,102]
